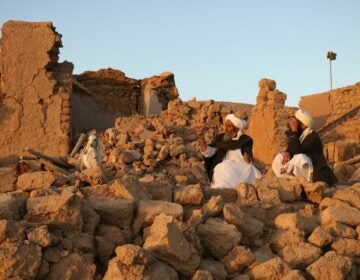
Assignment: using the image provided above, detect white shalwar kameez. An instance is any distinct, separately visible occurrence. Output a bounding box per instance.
[202,136,261,189]
[272,152,313,182]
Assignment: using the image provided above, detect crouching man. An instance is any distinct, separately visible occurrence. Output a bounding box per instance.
[285,109,337,186]
[196,114,261,189]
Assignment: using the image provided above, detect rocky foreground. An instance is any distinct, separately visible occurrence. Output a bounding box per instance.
[0,99,359,280]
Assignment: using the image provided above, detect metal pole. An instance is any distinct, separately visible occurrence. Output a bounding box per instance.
[330,59,333,91]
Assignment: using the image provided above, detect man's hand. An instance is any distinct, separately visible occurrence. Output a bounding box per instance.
[288,117,298,132]
[243,153,251,164]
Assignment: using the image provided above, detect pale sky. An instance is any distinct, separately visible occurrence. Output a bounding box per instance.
[1,0,359,106]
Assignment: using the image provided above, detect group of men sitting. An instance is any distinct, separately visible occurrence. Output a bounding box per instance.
[196,109,337,189]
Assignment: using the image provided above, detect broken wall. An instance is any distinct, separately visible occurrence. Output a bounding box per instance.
[72,69,179,136]
[299,92,332,131]
[0,21,72,162]
[75,69,140,116]
[324,83,360,143]
[140,71,179,116]
[247,79,289,166]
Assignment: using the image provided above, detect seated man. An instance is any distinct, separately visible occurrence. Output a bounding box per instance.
[272,150,313,182]
[286,109,337,186]
[196,114,261,189]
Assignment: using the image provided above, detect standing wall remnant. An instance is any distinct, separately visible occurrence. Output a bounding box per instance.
[71,69,179,136]
[299,92,332,130]
[324,83,360,143]
[247,79,289,166]
[140,71,179,116]
[0,21,72,162]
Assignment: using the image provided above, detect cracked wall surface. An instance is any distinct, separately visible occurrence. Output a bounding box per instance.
[0,21,72,162]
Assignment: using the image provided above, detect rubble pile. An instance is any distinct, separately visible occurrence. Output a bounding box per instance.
[0,97,360,280]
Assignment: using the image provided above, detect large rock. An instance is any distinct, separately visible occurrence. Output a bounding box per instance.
[274,212,317,233]
[332,184,360,209]
[95,225,127,247]
[27,225,57,247]
[221,246,255,274]
[46,253,96,280]
[143,213,200,276]
[0,169,17,193]
[16,171,55,191]
[330,237,360,257]
[306,251,352,280]
[133,200,183,233]
[81,202,100,235]
[197,218,241,259]
[0,220,29,245]
[278,242,322,268]
[223,203,264,238]
[301,180,325,204]
[201,195,225,219]
[324,221,357,239]
[246,257,291,279]
[82,178,152,202]
[270,229,305,252]
[0,240,42,279]
[320,204,360,227]
[25,188,83,230]
[85,196,134,230]
[173,184,204,206]
[0,193,23,220]
[307,226,333,247]
[198,259,228,280]
[103,244,178,280]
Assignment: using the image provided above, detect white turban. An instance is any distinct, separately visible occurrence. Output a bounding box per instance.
[224,114,247,130]
[295,109,314,128]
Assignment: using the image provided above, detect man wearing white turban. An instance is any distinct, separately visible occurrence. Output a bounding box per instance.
[196,114,261,189]
[286,109,337,186]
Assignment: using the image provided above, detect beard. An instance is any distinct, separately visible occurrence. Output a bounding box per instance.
[223,134,233,142]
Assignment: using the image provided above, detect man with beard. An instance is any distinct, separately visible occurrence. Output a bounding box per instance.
[287,109,337,186]
[196,114,261,189]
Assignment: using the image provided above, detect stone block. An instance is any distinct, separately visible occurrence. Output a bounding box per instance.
[306,251,352,280]
[221,246,255,274]
[198,259,228,280]
[0,240,42,279]
[197,218,241,259]
[133,199,183,233]
[321,205,360,227]
[25,188,83,230]
[331,238,360,257]
[247,257,291,280]
[269,228,305,252]
[85,196,133,231]
[16,171,55,191]
[307,226,333,247]
[143,214,200,276]
[279,242,322,268]
[47,253,96,280]
[174,184,204,206]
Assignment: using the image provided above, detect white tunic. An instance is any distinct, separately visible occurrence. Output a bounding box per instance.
[272,152,313,182]
[201,135,261,189]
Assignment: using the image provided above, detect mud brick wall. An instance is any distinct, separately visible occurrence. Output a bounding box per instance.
[247,79,289,166]
[324,83,360,143]
[0,21,72,162]
[75,69,140,116]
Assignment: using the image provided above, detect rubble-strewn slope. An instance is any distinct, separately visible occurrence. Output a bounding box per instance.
[0,97,359,280]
